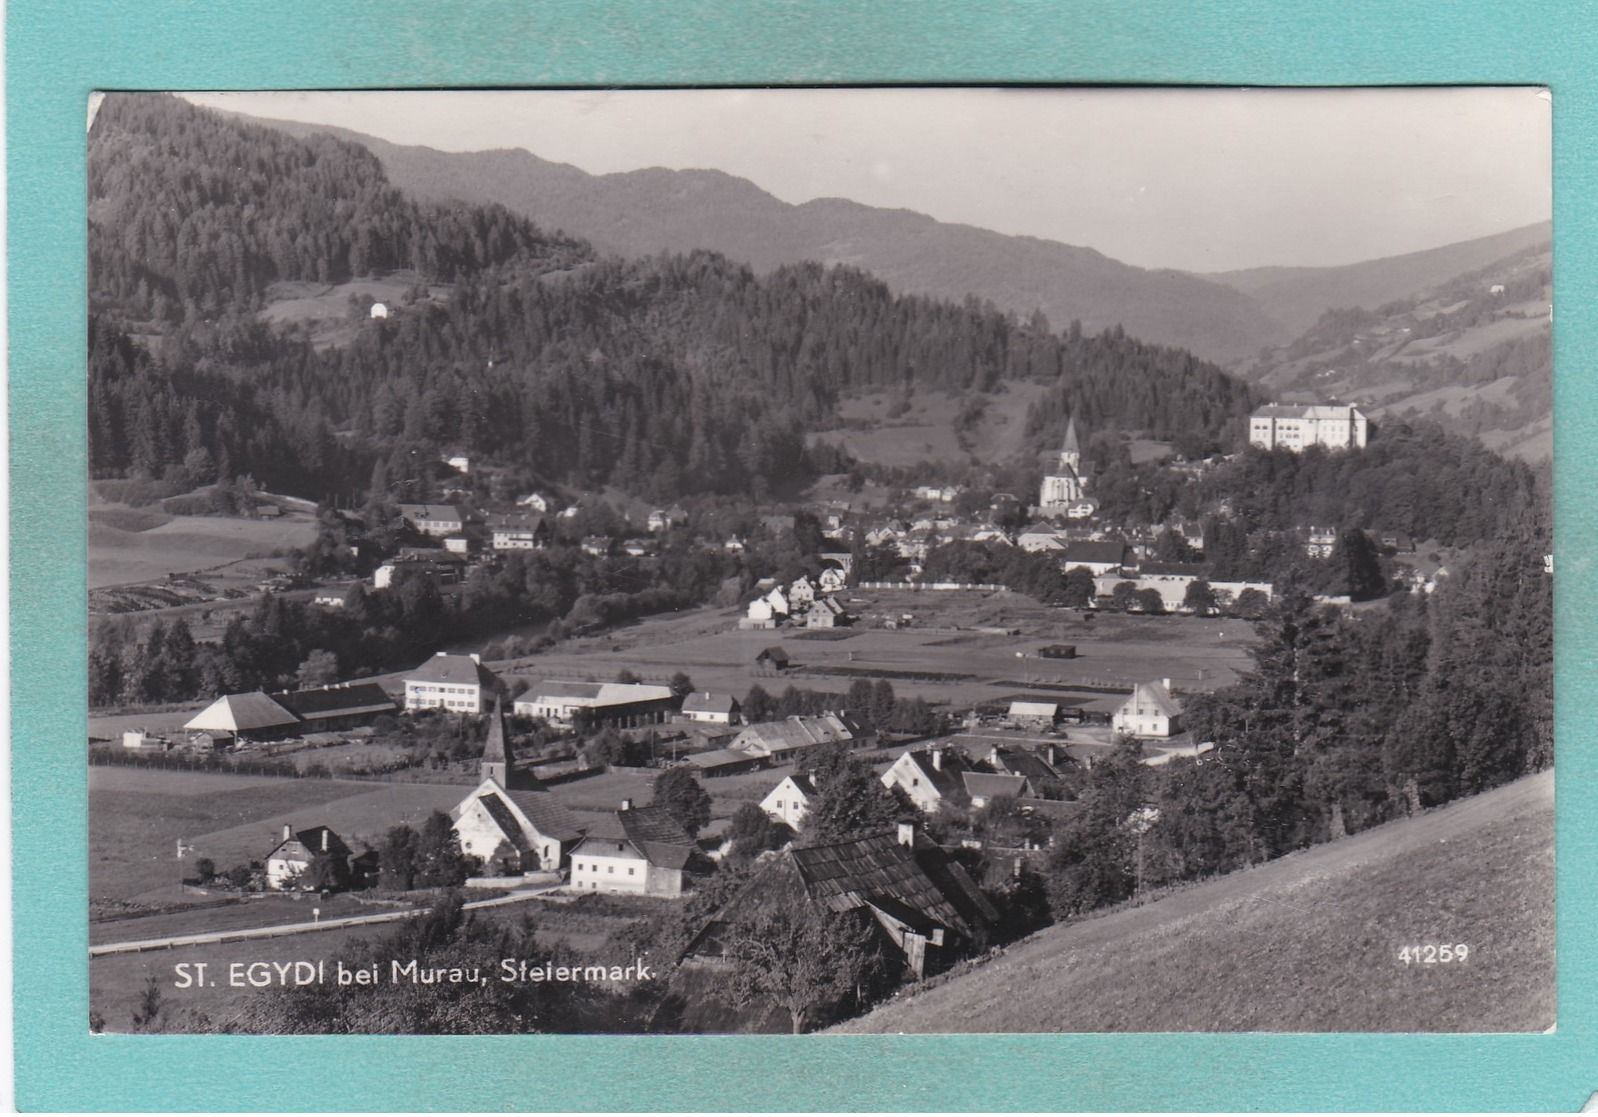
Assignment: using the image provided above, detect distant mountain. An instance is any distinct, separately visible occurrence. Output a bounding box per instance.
[1208,221,1552,338]
[1234,239,1552,462]
[230,114,1290,366]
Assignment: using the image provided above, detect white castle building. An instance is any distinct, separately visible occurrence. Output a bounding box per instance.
[1249,404,1369,452]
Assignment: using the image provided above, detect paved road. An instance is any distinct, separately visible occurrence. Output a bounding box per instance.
[89,886,562,957]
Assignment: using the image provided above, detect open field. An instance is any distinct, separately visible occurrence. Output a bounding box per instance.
[89,507,316,590]
[808,382,1052,467]
[89,768,381,904]
[835,769,1554,1033]
[485,593,1254,712]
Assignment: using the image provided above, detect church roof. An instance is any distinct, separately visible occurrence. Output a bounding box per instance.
[1063,412,1082,455]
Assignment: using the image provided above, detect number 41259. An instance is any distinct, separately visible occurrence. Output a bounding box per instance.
[1400,944,1469,964]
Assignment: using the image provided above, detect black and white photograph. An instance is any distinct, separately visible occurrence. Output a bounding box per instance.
[86,87,1552,1035]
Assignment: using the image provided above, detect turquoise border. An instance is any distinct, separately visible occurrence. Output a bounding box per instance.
[10,1,1594,1110]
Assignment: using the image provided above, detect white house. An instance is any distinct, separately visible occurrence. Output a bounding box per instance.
[513,681,676,728]
[680,692,741,726]
[369,302,389,319]
[403,652,499,714]
[397,503,471,537]
[760,773,819,829]
[567,803,701,897]
[489,513,550,550]
[881,747,970,814]
[788,575,817,607]
[1112,679,1183,738]
[265,824,351,891]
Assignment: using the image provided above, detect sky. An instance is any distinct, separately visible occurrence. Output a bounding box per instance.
[181,87,1551,274]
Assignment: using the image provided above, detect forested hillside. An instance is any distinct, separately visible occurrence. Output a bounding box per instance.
[89,94,1259,505]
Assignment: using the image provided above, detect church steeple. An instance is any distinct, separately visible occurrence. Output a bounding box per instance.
[480,693,510,786]
[1060,412,1082,473]
[479,693,545,791]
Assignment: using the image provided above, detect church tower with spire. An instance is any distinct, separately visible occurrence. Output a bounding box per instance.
[1039,410,1091,514]
[479,693,542,791]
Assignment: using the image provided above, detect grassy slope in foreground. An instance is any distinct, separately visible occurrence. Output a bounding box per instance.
[836,769,1553,1033]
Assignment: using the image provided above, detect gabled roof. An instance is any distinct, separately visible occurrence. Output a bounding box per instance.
[524,681,675,706]
[615,805,702,872]
[502,787,584,842]
[405,653,499,689]
[961,772,1031,801]
[272,683,396,720]
[398,503,472,522]
[791,833,978,936]
[1117,680,1182,719]
[892,748,972,800]
[1253,403,1363,420]
[185,692,299,733]
[756,646,791,663]
[269,825,352,862]
[681,692,739,715]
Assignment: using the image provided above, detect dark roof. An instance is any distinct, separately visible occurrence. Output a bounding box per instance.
[994,749,1063,784]
[962,772,1031,800]
[899,749,973,800]
[681,692,738,715]
[271,825,352,861]
[273,683,396,720]
[756,646,791,663]
[619,805,701,871]
[791,832,980,936]
[502,788,584,842]
[1061,540,1129,565]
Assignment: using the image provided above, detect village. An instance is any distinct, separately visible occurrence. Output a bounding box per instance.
[86,395,1489,1033]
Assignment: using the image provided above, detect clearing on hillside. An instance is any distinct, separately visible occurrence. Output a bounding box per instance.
[834,769,1553,1033]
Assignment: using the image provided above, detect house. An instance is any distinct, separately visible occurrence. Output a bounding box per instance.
[680,823,998,981]
[788,575,817,607]
[1064,497,1100,520]
[881,747,972,813]
[621,537,656,557]
[1017,523,1065,553]
[763,586,791,617]
[312,591,345,609]
[567,802,706,896]
[742,598,779,629]
[517,492,551,512]
[803,596,849,629]
[513,681,677,729]
[1006,699,1060,730]
[450,699,584,874]
[397,503,472,537]
[184,692,300,742]
[1112,679,1183,738]
[1249,403,1369,452]
[732,713,876,761]
[754,646,791,672]
[265,824,352,891]
[369,302,389,319]
[1304,527,1338,559]
[1061,539,1130,576]
[818,563,848,594]
[760,772,819,829]
[987,744,1065,786]
[580,535,613,557]
[403,652,500,714]
[962,771,1033,809]
[647,507,685,533]
[488,513,551,550]
[679,692,742,726]
[724,535,747,553]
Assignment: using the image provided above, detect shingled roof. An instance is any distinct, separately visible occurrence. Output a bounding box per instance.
[273,683,396,720]
[185,692,299,734]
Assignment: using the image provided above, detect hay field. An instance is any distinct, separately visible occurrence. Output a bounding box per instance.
[89,510,316,589]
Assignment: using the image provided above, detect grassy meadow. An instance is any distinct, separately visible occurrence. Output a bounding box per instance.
[835,769,1554,1033]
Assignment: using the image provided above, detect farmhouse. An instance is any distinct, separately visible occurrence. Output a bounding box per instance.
[403,652,500,714]
[1017,523,1064,553]
[881,747,972,813]
[567,802,706,897]
[802,596,850,629]
[265,823,353,891]
[732,713,876,760]
[513,681,677,729]
[679,692,742,726]
[681,824,998,980]
[1113,679,1183,739]
[451,700,584,874]
[397,503,473,537]
[488,512,551,550]
[760,772,819,829]
[1248,403,1369,452]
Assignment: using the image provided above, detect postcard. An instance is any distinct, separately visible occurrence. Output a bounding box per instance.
[82,86,1553,1040]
